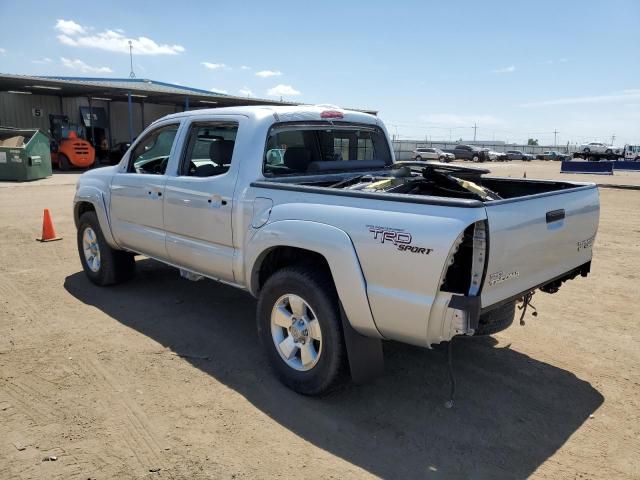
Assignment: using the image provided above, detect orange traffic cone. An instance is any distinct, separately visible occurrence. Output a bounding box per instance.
[37,208,62,242]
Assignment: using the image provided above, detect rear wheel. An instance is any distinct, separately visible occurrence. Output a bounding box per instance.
[77,211,135,286]
[257,265,347,395]
[58,154,71,171]
[415,155,422,161]
[474,301,516,336]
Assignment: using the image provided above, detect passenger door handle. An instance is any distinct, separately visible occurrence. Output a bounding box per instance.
[207,195,225,207]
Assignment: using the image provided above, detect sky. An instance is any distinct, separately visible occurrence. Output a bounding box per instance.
[0,0,639,145]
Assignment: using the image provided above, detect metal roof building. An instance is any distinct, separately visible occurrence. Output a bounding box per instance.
[0,74,309,147]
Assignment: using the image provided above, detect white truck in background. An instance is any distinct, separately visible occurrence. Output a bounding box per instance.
[573,143,640,161]
[73,105,600,395]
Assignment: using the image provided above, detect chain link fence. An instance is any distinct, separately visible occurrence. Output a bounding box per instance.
[391,140,575,161]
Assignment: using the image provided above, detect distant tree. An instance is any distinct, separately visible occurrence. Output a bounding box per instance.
[527,138,539,146]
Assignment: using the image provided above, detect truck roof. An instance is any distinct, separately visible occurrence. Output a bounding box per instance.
[158,105,380,126]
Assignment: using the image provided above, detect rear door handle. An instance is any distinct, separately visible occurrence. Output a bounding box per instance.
[546,209,565,223]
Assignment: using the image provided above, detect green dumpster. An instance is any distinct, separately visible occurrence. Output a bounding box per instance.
[0,127,52,181]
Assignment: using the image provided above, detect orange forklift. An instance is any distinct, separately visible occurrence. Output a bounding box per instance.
[49,114,95,170]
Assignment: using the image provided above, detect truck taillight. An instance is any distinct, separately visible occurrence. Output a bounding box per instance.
[468,221,487,296]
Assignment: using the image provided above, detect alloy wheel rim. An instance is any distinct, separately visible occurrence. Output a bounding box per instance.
[82,227,101,272]
[270,294,322,371]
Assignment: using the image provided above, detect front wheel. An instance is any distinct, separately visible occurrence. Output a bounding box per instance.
[415,155,422,161]
[472,155,479,162]
[257,265,347,395]
[77,211,135,286]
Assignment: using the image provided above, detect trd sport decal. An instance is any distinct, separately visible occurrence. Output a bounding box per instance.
[367,225,433,255]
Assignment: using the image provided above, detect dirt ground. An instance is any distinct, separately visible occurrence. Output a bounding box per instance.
[1,165,639,479]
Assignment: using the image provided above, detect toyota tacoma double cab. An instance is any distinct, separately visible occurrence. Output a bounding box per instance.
[74,105,599,395]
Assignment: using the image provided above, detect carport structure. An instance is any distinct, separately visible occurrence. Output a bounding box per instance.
[0,74,299,147]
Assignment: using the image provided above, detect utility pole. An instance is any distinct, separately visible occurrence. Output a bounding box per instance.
[553,129,558,147]
[473,122,478,142]
[128,40,136,78]
[611,134,616,145]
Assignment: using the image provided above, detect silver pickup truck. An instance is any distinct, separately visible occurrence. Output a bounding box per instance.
[74,106,599,395]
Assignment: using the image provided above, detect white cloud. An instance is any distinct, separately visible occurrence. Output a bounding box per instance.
[240,65,251,70]
[267,84,300,97]
[55,19,86,35]
[0,47,6,54]
[32,57,53,64]
[61,57,112,74]
[202,62,226,70]
[238,87,254,97]
[492,65,516,74]
[210,87,228,94]
[55,19,184,55]
[520,90,640,107]
[256,70,282,78]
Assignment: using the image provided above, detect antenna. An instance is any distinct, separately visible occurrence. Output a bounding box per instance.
[129,40,136,79]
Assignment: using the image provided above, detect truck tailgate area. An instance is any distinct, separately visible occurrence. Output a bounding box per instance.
[481,185,599,308]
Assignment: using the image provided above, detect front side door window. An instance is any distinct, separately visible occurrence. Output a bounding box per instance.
[127,124,180,175]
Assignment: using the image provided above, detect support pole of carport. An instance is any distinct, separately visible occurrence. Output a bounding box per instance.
[127,92,134,143]
[88,97,95,147]
[107,100,113,148]
[184,96,189,111]
[141,100,145,132]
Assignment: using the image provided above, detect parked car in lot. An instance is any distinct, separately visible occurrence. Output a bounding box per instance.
[505,150,534,161]
[412,147,454,162]
[73,105,600,395]
[481,148,507,162]
[453,144,489,162]
[536,151,571,161]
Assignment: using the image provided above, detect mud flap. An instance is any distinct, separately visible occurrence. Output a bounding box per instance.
[340,304,384,383]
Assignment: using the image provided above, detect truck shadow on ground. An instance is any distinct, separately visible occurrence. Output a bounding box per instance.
[64,259,603,479]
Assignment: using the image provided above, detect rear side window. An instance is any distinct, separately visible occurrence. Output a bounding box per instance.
[180,122,238,177]
[264,123,391,176]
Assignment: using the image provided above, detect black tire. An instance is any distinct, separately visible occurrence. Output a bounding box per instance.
[415,155,422,161]
[472,155,479,162]
[257,265,347,395]
[58,154,71,171]
[77,211,135,286]
[439,156,445,162]
[474,301,516,336]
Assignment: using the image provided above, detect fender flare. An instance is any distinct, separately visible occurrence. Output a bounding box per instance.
[245,220,382,340]
[74,186,120,249]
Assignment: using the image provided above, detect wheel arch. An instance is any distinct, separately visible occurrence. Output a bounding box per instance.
[245,220,382,339]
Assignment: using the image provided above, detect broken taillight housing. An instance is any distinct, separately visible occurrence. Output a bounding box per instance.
[440,221,488,296]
